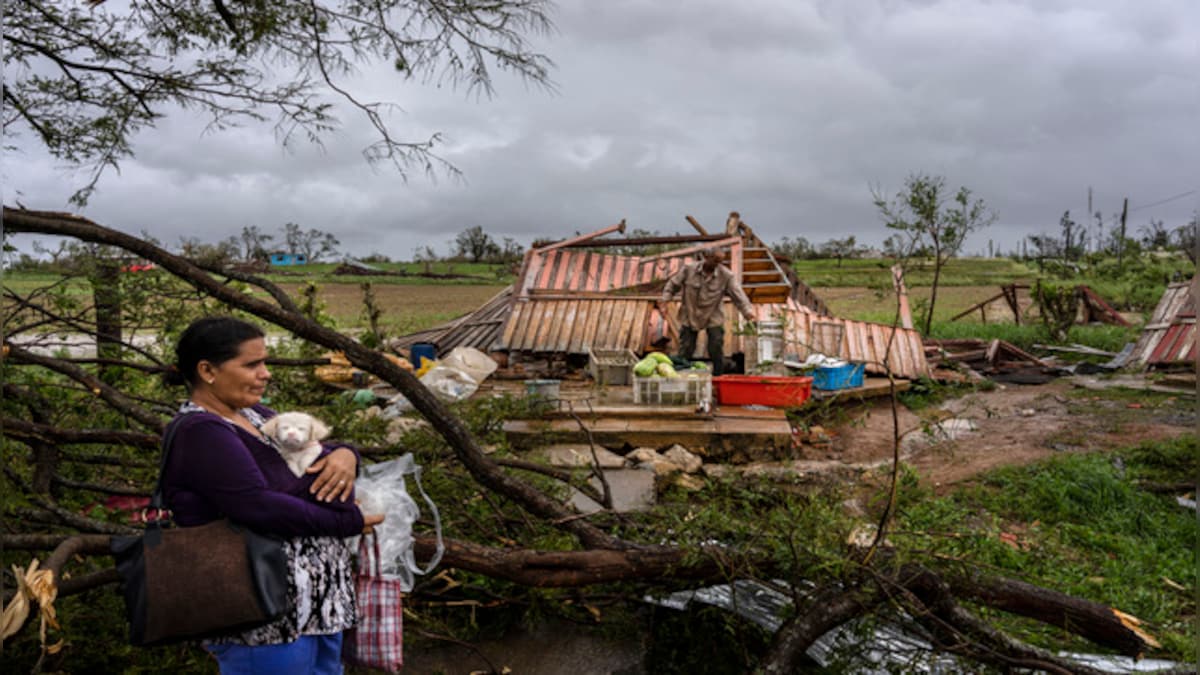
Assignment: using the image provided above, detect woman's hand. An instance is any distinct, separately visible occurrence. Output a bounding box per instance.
[307,447,357,502]
[362,512,385,534]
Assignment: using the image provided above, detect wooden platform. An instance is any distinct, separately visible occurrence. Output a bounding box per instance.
[484,378,787,452]
[482,376,903,454]
[502,405,792,455]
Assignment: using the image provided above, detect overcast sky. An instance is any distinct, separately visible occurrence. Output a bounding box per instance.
[6,0,1199,260]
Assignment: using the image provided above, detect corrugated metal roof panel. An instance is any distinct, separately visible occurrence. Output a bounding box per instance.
[524,249,649,292]
[499,298,650,353]
[499,296,929,379]
[389,286,513,355]
[1147,321,1197,365]
[1131,280,1196,368]
[522,244,747,294]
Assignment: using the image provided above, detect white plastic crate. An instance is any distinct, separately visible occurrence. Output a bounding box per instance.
[632,372,712,405]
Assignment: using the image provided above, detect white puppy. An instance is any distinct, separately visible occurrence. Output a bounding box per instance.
[260,411,331,477]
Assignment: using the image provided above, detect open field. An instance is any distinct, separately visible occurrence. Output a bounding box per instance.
[283,282,1113,333]
[269,282,509,335]
[265,260,512,283]
[277,283,1026,333]
[4,275,1133,340]
[787,255,1037,287]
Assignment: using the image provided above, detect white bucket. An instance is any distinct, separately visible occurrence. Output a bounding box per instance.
[756,320,784,364]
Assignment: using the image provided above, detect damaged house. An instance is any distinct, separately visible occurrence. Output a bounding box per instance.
[393,215,929,382]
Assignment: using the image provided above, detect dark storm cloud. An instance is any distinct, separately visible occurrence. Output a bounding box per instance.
[6,0,1197,259]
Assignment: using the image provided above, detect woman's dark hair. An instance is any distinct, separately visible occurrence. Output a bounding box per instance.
[164,317,265,387]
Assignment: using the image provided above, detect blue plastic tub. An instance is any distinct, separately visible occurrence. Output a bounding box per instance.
[812,362,865,391]
[410,342,438,367]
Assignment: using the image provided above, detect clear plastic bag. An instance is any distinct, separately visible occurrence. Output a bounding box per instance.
[354,453,444,590]
[380,362,483,418]
[420,365,480,401]
[438,347,498,384]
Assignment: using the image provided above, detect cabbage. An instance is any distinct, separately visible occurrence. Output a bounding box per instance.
[633,357,658,377]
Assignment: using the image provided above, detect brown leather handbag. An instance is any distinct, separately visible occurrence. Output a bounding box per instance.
[110,415,290,646]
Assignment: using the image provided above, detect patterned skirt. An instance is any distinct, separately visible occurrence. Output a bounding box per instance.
[208,536,356,645]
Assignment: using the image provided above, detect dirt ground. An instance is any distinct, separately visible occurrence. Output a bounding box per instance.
[815,375,1195,492]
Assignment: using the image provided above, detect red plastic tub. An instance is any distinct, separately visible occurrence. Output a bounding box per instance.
[713,375,813,407]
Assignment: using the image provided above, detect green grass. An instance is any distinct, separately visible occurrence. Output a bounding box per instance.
[927,321,1139,353]
[1,274,92,296]
[898,436,1199,659]
[789,256,1037,288]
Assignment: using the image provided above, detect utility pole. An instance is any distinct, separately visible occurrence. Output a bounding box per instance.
[1117,197,1128,269]
[1086,187,1093,254]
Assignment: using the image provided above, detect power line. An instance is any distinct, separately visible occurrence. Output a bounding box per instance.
[1084,188,1197,232]
[1129,189,1198,214]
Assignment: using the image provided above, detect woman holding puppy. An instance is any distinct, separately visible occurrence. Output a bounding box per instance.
[162,316,383,674]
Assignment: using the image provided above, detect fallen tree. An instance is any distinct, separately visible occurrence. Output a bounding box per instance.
[1,207,1186,673]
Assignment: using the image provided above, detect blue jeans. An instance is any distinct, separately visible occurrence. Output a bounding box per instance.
[206,633,344,675]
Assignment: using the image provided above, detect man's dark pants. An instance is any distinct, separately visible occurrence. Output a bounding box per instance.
[677,325,726,376]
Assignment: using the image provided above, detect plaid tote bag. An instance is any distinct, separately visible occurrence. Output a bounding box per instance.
[345,532,403,672]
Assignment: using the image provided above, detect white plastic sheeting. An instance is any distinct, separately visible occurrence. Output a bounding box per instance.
[645,579,1183,674]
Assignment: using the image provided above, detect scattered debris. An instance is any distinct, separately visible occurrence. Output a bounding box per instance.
[1033,343,1118,358]
[949,283,1132,327]
[925,338,1059,383]
[646,578,1182,674]
[900,418,979,453]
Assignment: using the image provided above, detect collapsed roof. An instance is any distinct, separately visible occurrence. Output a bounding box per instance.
[394,214,930,380]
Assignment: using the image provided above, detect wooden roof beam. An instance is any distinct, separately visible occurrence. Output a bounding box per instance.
[533,220,628,253]
[555,233,731,248]
[685,215,709,236]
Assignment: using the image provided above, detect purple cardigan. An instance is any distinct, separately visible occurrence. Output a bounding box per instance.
[162,408,364,537]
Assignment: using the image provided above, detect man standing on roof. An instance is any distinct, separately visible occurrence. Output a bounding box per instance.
[657,248,755,376]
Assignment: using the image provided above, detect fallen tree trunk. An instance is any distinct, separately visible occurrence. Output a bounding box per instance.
[6,531,1164,667]
[4,207,630,552]
[760,584,877,674]
[901,565,1114,675]
[945,570,1160,658]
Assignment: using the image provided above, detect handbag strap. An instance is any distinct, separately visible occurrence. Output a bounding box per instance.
[147,412,195,520]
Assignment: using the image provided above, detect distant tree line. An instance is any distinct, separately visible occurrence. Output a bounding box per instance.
[8,222,343,272]
[450,225,525,264]
[238,223,341,264]
[772,235,868,266]
[1022,210,1197,269]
